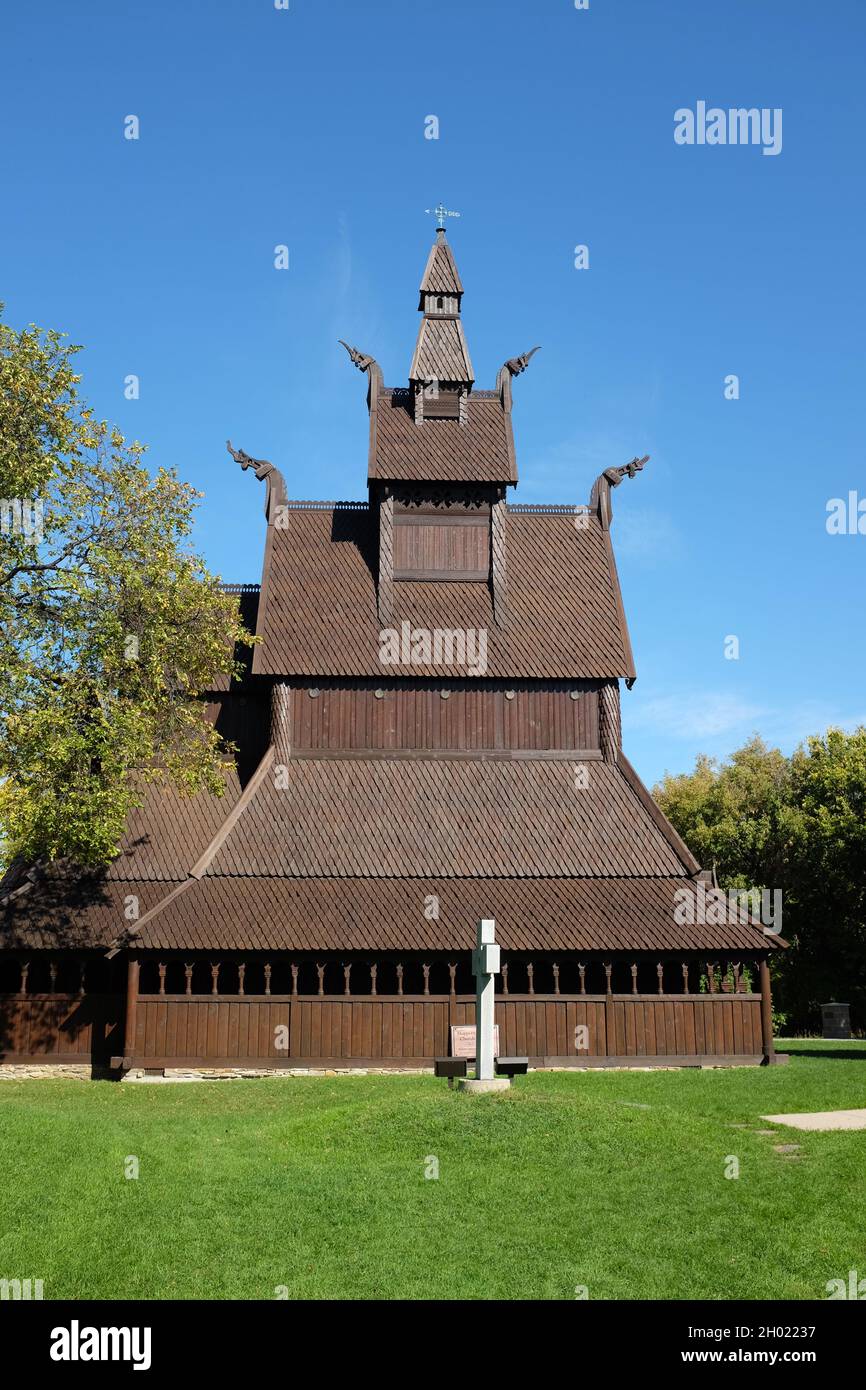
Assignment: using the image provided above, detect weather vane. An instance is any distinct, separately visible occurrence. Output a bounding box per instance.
[425,202,461,229]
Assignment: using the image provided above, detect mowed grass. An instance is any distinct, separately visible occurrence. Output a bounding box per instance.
[1,1041,865,1300]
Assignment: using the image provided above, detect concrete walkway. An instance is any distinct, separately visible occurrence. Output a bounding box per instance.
[761,1109,866,1131]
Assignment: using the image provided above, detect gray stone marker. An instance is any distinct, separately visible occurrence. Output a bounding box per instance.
[460,918,510,1094]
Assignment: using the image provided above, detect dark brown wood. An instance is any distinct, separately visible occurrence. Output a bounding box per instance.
[124,957,140,1063]
[759,958,776,1063]
[290,683,600,754]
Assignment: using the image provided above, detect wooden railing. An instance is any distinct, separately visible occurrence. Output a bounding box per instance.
[0,953,771,1068]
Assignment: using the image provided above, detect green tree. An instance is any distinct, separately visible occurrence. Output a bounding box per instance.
[0,309,253,868]
[654,731,866,1031]
[654,736,800,893]
[785,728,866,1024]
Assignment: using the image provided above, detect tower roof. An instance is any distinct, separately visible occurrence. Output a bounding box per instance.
[410,228,474,386]
[418,228,464,300]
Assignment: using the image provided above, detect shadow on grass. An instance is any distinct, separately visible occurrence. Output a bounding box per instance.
[778,1039,866,1062]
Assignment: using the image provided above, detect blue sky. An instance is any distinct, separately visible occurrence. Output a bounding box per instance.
[3,0,864,787]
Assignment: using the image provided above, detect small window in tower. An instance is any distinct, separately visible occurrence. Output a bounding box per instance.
[436,296,444,309]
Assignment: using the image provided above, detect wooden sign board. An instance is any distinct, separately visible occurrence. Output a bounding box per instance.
[450,1024,500,1059]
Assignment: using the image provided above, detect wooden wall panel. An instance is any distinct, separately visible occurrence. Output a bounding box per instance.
[0,993,762,1066]
[394,519,489,579]
[0,995,123,1064]
[291,685,600,752]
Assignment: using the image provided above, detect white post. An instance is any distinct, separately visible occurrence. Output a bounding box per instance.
[472,919,500,1080]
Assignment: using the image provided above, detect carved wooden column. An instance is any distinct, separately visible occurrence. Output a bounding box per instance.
[378,488,394,624]
[491,491,508,627]
[123,955,140,1066]
[603,963,615,1059]
[599,680,621,764]
[184,963,193,996]
[270,681,292,762]
[759,958,776,1064]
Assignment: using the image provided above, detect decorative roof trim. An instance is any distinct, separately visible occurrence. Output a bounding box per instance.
[226,441,288,522]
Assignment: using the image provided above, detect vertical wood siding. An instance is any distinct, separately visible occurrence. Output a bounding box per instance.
[292,685,600,752]
[118,994,762,1065]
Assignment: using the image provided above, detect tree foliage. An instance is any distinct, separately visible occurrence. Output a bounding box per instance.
[654,730,866,1031]
[0,309,253,868]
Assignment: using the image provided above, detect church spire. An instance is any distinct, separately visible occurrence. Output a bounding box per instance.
[409,227,474,398]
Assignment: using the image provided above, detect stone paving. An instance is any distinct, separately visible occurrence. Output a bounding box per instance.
[761,1109,866,1131]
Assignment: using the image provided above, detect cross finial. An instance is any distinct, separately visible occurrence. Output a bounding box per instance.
[425,202,461,230]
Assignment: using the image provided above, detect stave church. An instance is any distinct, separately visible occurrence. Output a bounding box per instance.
[0,224,783,1072]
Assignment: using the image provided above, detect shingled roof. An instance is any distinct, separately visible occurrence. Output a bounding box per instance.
[251,504,635,680]
[0,739,782,956]
[370,389,515,483]
[419,234,463,298]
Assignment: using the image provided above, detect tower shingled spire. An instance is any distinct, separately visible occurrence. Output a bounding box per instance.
[409,228,474,391]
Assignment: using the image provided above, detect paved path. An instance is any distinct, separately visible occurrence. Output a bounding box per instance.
[761,1109,866,1131]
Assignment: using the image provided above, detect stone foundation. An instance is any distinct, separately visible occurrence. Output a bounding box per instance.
[0,1064,93,1081]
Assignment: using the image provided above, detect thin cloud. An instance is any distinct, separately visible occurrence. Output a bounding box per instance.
[626,692,769,739]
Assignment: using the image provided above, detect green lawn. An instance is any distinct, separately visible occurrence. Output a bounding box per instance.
[1,1041,865,1300]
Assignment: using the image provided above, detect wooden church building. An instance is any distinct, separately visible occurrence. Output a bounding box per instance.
[0,227,783,1072]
